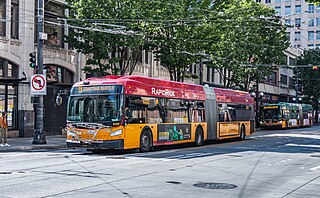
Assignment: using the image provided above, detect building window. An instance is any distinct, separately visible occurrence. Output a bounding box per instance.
[309,18,314,27]
[11,0,18,39]
[211,68,215,83]
[295,18,301,27]
[275,6,281,15]
[0,58,19,130]
[285,19,291,26]
[206,66,210,82]
[37,1,65,47]
[45,65,74,84]
[308,44,315,49]
[316,18,320,27]
[308,31,314,40]
[0,0,5,36]
[0,59,3,77]
[265,0,271,3]
[267,72,277,85]
[286,32,290,39]
[144,51,149,65]
[317,6,320,13]
[275,0,281,2]
[308,4,315,13]
[280,74,288,85]
[295,5,301,13]
[285,6,291,15]
[316,44,320,48]
[256,0,261,2]
[295,32,301,41]
[316,31,320,40]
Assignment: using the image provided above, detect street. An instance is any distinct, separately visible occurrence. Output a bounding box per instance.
[1,126,320,198]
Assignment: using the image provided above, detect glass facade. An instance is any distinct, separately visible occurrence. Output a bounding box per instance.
[0,58,19,130]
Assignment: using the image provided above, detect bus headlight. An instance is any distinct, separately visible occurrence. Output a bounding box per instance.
[110,129,123,137]
[67,129,76,137]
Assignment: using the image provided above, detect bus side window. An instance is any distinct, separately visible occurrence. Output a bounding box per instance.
[218,103,225,122]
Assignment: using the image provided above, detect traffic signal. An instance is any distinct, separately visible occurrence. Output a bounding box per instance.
[312,66,318,70]
[29,52,36,68]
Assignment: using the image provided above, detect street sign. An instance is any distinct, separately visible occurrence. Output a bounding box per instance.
[30,74,47,95]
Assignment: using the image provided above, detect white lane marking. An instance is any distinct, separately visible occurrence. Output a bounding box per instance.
[309,165,320,171]
[267,158,292,166]
[258,134,320,140]
[285,144,320,148]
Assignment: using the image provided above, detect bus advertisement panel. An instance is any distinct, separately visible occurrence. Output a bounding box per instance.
[65,75,254,152]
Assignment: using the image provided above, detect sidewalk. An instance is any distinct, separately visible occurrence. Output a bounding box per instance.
[0,135,67,152]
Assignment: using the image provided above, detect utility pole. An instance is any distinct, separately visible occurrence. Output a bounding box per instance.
[32,0,46,144]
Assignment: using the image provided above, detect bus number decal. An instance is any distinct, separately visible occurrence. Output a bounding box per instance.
[158,124,191,142]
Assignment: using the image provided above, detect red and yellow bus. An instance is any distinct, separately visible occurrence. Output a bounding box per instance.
[66,75,254,152]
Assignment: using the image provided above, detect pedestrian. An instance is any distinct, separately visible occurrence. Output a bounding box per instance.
[0,111,10,147]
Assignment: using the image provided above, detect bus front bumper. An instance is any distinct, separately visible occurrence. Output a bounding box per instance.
[66,139,124,150]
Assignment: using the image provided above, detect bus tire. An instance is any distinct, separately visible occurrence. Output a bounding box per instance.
[240,125,245,141]
[195,127,204,146]
[140,130,152,152]
[285,121,288,130]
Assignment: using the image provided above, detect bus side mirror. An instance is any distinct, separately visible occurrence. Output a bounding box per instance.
[56,94,63,106]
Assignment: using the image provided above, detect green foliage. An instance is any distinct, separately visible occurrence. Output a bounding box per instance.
[65,0,145,76]
[65,0,289,87]
[295,49,320,109]
[306,0,320,4]
[202,0,289,90]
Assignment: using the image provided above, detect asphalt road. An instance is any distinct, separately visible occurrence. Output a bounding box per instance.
[0,126,320,198]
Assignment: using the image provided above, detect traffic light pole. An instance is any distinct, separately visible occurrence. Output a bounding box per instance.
[32,0,46,144]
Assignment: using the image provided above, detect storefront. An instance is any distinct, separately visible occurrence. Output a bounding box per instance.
[0,58,21,130]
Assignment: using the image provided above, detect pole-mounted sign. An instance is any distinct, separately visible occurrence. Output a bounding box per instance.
[30,74,47,95]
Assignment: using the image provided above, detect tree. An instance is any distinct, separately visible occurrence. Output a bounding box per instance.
[295,48,320,122]
[203,0,289,90]
[138,0,211,82]
[306,0,320,4]
[65,0,144,76]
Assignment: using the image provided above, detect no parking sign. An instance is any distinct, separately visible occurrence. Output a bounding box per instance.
[30,74,47,95]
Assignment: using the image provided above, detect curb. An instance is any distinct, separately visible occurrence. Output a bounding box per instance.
[0,144,67,152]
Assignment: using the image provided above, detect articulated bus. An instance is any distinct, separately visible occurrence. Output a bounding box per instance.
[66,75,255,152]
[260,102,313,129]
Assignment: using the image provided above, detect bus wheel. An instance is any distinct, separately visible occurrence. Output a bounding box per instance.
[240,125,245,141]
[285,122,288,130]
[195,128,203,146]
[140,130,151,152]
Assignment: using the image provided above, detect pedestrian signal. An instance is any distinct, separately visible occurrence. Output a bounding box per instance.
[312,66,318,70]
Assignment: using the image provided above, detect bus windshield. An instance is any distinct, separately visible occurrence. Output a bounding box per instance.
[67,94,123,125]
[261,107,281,120]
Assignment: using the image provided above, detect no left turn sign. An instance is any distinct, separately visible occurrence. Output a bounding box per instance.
[31,74,47,95]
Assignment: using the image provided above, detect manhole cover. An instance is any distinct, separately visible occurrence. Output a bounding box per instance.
[166,181,182,184]
[0,172,12,175]
[193,183,237,189]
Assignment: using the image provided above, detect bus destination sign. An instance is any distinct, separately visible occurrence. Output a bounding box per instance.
[71,85,120,95]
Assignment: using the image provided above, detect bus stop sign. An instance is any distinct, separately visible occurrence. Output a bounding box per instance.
[30,74,47,95]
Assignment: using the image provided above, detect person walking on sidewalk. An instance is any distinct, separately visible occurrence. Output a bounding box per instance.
[0,111,10,147]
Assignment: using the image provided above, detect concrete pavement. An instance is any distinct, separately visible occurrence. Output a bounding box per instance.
[0,135,66,152]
